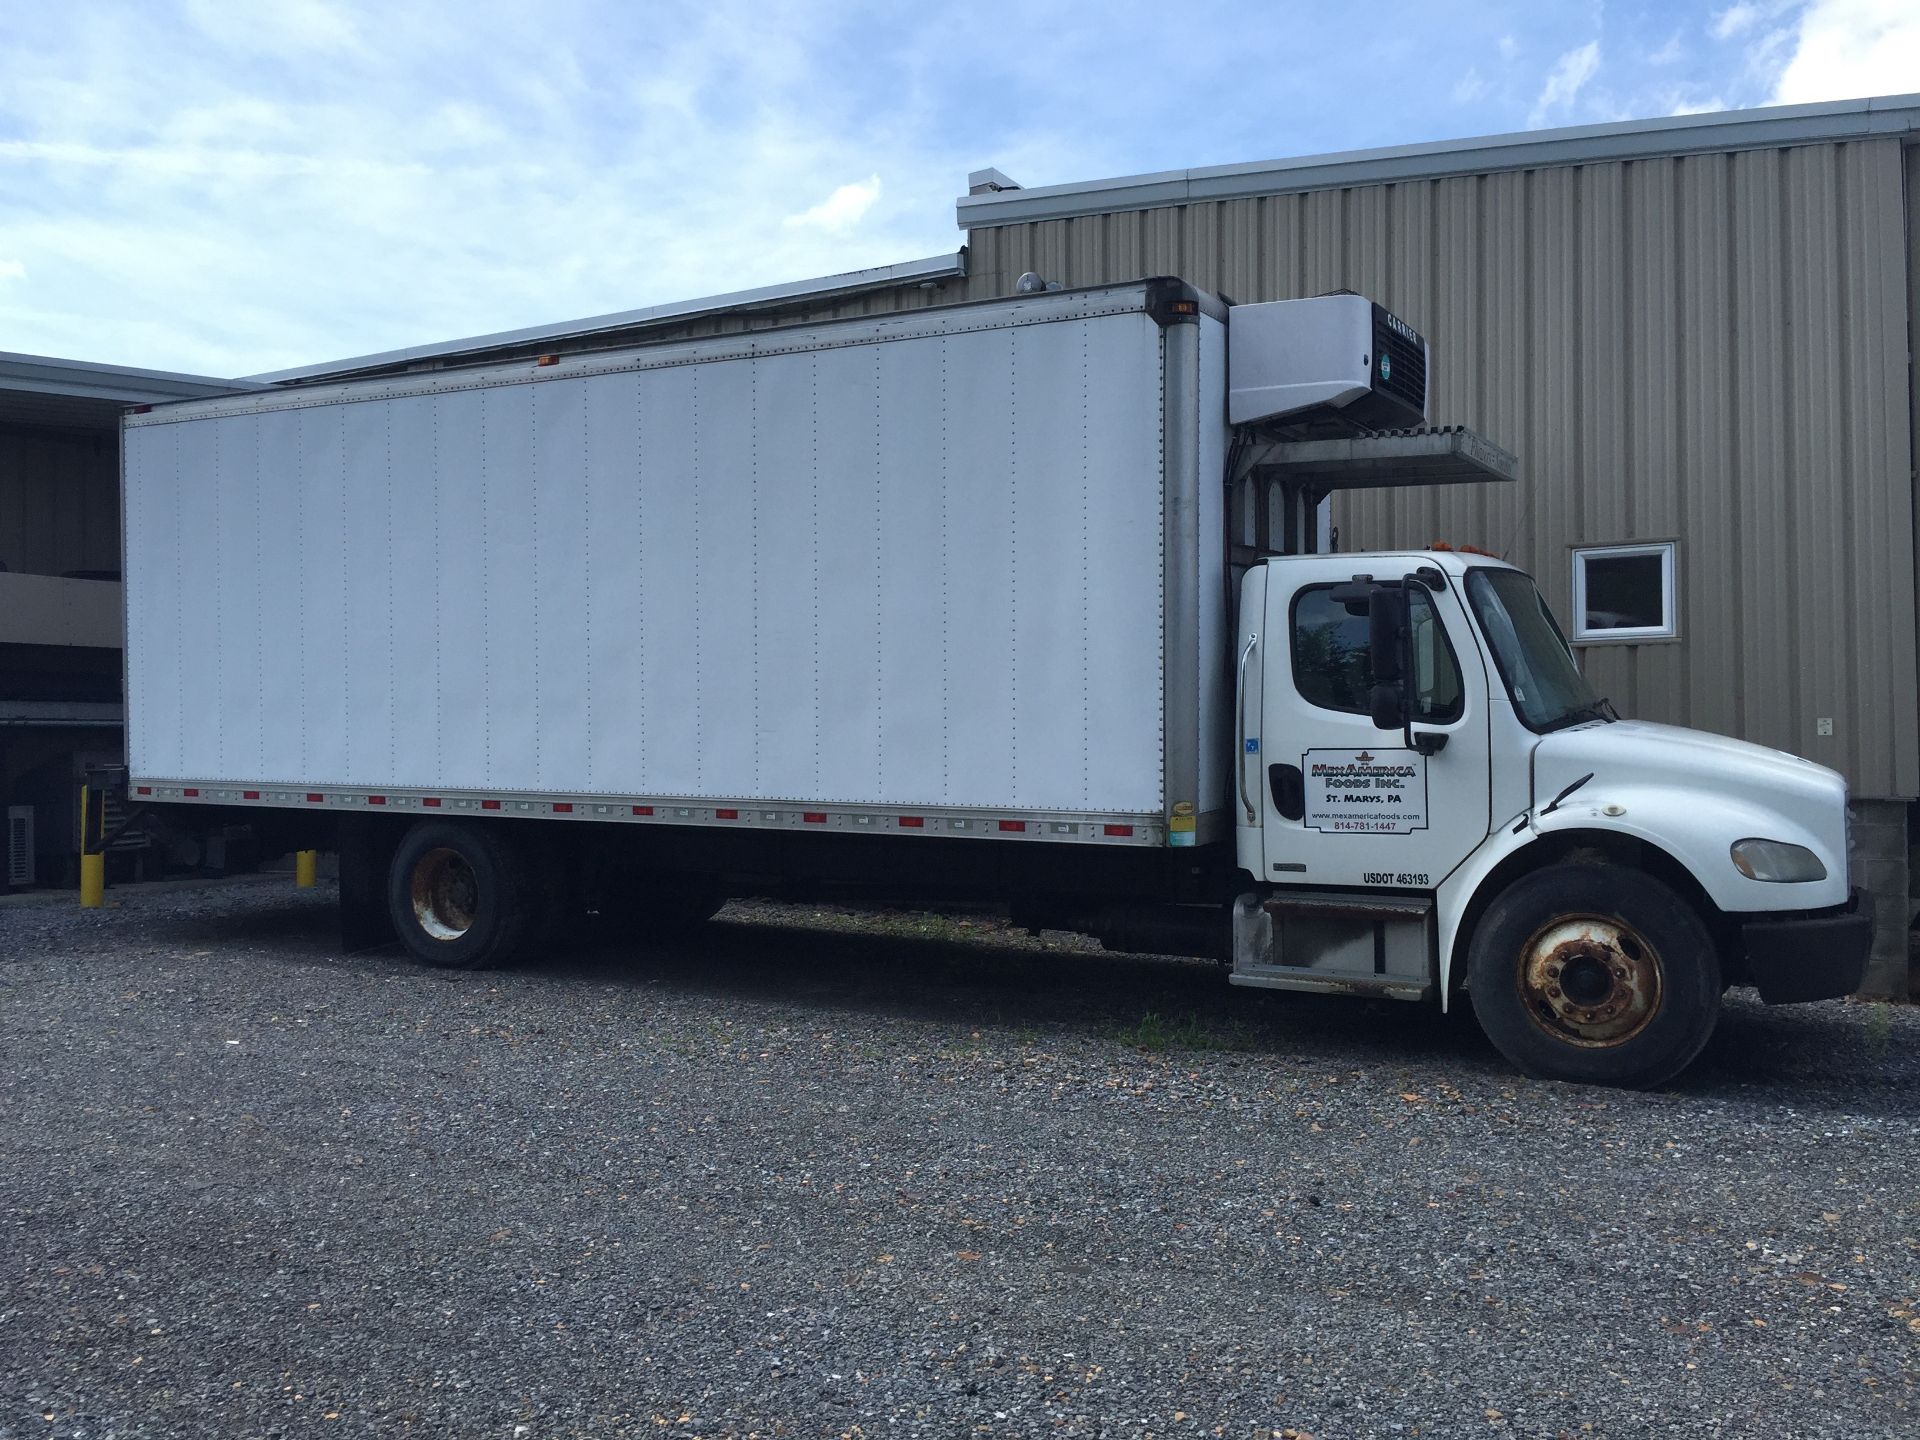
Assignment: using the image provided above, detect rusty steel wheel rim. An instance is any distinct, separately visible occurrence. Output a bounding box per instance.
[410,847,479,941]
[1516,913,1663,1048]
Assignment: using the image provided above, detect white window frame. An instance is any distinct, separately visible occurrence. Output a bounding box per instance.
[1571,541,1677,643]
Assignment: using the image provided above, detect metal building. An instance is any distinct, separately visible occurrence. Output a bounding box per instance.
[0,355,248,888]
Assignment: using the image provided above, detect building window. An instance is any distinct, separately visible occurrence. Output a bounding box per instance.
[1571,542,1676,642]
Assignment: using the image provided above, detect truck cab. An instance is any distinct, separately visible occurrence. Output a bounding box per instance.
[1232,546,1869,1086]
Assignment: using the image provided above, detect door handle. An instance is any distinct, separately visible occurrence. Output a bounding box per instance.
[1269,764,1305,821]
[1236,632,1258,822]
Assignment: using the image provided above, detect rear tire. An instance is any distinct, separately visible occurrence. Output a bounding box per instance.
[1467,862,1720,1088]
[387,820,535,970]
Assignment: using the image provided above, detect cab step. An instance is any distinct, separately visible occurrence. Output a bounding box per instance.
[1231,891,1437,1002]
[1228,968,1432,1001]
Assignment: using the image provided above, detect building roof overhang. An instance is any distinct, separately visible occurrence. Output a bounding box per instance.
[955,92,1920,230]
[0,352,255,431]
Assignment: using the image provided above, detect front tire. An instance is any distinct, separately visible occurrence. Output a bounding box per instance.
[1467,863,1720,1088]
[387,820,535,970]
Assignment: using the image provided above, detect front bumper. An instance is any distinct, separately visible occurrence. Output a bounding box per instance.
[1739,887,1874,1004]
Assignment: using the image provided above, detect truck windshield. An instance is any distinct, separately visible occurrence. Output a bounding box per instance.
[1464,568,1604,733]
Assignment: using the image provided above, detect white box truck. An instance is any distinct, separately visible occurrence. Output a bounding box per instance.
[117,278,1870,1086]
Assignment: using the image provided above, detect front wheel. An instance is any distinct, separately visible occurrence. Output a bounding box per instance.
[1466,863,1720,1088]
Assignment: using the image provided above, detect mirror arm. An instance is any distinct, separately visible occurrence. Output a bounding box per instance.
[1394,572,1449,756]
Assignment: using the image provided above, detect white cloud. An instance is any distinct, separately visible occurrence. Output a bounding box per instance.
[181,0,361,55]
[1712,4,1761,39]
[1451,68,1487,104]
[1667,93,1731,115]
[1649,32,1685,65]
[1497,33,1519,61]
[1528,41,1601,126]
[0,258,24,281]
[783,175,884,233]
[1772,0,1920,103]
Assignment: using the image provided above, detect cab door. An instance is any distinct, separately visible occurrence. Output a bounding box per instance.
[1252,556,1492,890]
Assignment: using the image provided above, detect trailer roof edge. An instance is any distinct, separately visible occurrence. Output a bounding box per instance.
[248,250,971,385]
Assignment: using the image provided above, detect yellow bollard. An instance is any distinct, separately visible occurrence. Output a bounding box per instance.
[295,849,318,888]
[79,785,104,908]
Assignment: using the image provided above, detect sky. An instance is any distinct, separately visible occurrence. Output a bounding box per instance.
[1,0,1916,378]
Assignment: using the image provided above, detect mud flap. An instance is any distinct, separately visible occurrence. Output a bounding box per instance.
[337,815,400,954]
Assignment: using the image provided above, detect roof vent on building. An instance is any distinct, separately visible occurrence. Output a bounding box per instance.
[968,167,1022,195]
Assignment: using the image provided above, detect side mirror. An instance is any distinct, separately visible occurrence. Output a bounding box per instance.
[1369,681,1405,731]
[1368,586,1406,684]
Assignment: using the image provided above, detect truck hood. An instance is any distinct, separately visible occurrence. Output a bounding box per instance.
[1529,719,1850,912]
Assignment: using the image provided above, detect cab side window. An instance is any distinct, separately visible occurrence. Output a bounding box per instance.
[1290,585,1464,723]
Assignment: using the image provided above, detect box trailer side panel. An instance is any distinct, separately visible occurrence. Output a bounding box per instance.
[125,292,1218,830]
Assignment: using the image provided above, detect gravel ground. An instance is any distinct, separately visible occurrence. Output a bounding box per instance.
[2,878,1917,1440]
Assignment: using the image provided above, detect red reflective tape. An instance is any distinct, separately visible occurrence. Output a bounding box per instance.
[368,795,387,805]
[242,790,260,800]
[553,802,573,813]
[481,800,501,811]
[1103,824,1134,837]
[422,797,441,807]
[803,812,827,824]
[715,808,738,820]
[632,805,653,816]
[898,816,924,828]
[305,793,324,804]
[998,820,1026,832]
[183,788,200,797]
[135,786,152,796]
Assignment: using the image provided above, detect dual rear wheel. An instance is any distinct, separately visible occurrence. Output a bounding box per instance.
[386,820,722,970]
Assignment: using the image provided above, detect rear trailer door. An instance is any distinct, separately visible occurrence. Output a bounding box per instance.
[1252,555,1491,890]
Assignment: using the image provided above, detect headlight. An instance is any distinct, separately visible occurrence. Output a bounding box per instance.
[1731,838,1828,883]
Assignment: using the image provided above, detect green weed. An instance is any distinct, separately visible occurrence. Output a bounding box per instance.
[1115,1010,1249,1053]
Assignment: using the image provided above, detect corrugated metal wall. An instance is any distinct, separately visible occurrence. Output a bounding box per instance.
[956,137,1918,798]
